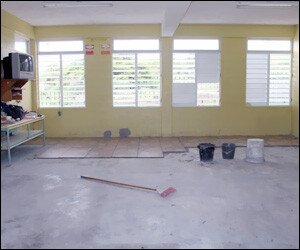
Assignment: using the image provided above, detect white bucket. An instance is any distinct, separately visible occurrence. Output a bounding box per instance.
[246,138,265,163]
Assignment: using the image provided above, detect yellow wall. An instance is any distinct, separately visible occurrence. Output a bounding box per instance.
[34,26,161,137]
[173,25,295,136]
[292,25,299,137]
[1,9,35,111]
[172,37,291,136]
[33,24,296,137]
[1,10,297,138]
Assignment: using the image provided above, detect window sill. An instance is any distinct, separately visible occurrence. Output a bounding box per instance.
[38,107,86,109]
[245,105,290,108]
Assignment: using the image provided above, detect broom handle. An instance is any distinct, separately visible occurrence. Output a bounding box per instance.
[81,175,157,192]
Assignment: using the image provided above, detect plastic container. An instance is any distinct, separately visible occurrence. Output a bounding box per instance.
[197,143,215,162]
[222,143,236,159]
[246,138,265,163]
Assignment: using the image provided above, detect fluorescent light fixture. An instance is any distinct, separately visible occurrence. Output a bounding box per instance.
[237,1,299,8]
[43,1,113,8]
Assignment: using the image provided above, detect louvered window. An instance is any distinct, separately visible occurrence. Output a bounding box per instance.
[172,39,220,107]
[38,41,85,108]
[112,40,161,107]
[246,40,291,106]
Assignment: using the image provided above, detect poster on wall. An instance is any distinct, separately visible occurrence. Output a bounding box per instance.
[85,44,94,55]
[100,44,111,55]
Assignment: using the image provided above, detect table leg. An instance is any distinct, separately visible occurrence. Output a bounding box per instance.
[6,129,11,165]
[27,124,30,138]
[42,119,45,146]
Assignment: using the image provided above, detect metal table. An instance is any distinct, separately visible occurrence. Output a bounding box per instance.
[1,115,45,165]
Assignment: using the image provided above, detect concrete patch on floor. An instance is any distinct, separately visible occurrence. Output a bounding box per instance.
[159,137,186,153]
[113,138,140,157]
[60,147,92,158]
[32,136,299,159]
[86,138,119,158]
[138,137,163,158]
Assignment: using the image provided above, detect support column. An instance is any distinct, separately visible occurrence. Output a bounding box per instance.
[161,38,173,137]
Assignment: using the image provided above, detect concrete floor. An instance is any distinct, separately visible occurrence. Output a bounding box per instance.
[1,145,299,249]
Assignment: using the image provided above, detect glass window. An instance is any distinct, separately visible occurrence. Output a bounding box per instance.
[246,40,291,106]
[172,39,220,107]
[38,41,85,108]
[174,39,219,50]
[15,34,29,53]
[39,41,83,52]
[248,40,291,51]
[112,39,161,107]
[113,39,159,51]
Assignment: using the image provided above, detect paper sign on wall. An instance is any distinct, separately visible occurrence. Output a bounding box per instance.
[101,44,110,49]
[100,44,111,55]
[86,44,94,49]
[85,44,94,55]
[86,50,94,55]
[101,50,110,55]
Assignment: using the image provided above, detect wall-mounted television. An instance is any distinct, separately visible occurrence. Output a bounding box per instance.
[3,52,34,80]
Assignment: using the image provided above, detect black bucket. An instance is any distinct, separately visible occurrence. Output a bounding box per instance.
[222,143,236,159]
[197,143,215,162]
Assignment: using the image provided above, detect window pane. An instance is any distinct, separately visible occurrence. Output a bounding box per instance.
[246,52,291,106]
[246,53,268,106]
[38,55,61,107]
[113,52,161,107]
[173,83,196,107]
[196,52,220,106]
[173,53,195,83]
[15,41,27,53]
[113,53,136,107]
[39,41,83,52]
[137,53,160,107]
[197,83,219,106]
[15,34,29,53]
[62,54,85,107]
[269,53,291,105]
[172,51,220,107]
[114,40,159,51]
[174,39,219,50]
[248,40,291,51]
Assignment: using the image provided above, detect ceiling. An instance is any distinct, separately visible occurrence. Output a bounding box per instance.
[1,1,299,36]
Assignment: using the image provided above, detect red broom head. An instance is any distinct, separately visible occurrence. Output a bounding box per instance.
[160,187,176,197]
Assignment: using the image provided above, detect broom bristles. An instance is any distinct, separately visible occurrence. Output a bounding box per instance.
[160,187,176,197]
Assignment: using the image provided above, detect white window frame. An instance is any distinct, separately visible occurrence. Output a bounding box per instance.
[246,39,292,107]
[112,39,161,108]
[37,40,85,108]
[172,38,221,107]
[15,33,29,54]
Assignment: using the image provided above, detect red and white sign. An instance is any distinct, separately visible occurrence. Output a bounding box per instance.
[85,44,94,55]
[86,50,94,55]
[85,44,94,50]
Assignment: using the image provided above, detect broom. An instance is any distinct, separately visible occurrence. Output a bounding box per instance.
[80,175,176,197]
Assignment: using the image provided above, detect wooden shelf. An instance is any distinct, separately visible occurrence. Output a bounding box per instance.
[1,79,28,102]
